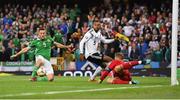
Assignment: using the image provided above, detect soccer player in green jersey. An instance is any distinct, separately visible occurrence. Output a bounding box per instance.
[11,28,71,82]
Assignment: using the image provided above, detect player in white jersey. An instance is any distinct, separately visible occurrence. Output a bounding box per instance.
[79,19,115,81]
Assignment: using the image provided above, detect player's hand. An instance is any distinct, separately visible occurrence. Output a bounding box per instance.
[10,55,17,60]
[67,44,72,49]
[97,79,103,84]
[80,54,85,61]
[67,45,75,52]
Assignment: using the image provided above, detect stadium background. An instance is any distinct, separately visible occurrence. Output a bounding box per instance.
[0,0,179,77]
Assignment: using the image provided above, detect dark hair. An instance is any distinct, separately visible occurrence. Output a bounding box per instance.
[39,27,46,31]
[93,17,100,23]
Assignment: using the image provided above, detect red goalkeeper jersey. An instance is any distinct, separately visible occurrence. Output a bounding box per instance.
[100,60,139,81]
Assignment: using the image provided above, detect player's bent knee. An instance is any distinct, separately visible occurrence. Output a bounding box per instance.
[48,78,54,82]
[35,59,43,67]
[47,74,54,82]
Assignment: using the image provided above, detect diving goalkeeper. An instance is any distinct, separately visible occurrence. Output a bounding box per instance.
[98,53,150,84]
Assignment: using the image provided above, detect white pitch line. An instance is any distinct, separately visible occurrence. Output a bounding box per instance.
[0,85,165,98]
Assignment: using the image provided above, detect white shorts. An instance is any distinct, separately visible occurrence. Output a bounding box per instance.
[36,55,54,75]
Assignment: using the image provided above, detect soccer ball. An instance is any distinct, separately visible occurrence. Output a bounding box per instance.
[37,67,46,77]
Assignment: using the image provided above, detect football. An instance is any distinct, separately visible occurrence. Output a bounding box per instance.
[37,67,46,77]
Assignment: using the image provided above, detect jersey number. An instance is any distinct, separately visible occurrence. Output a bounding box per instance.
[93,41,96,45]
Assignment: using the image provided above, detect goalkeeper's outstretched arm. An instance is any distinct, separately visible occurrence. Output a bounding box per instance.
[10,47,30,59]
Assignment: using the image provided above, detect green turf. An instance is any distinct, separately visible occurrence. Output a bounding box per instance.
[0,75,180,99]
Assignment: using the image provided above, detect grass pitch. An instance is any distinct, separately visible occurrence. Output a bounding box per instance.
[0,75,180,99]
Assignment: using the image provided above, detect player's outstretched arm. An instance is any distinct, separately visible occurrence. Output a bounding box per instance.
[10,47,30,59]
[100,36,115,44]
[54,42,71,49]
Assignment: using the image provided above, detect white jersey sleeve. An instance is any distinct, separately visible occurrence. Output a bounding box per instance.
[79,31,92,54]
[100,35,115,43]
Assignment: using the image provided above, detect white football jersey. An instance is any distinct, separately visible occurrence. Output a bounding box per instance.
[79,28,114,58]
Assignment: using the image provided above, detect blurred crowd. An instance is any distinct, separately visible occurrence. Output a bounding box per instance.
[0,0,179,68]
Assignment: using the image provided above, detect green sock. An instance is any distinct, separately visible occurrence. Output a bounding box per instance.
[31,66,39,78]
[37,77,48,81]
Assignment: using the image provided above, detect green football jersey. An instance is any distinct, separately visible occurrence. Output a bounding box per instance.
[28,36,54,60]
[0,34,3,42]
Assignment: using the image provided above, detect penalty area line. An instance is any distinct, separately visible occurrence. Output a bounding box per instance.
[0,85,165,98]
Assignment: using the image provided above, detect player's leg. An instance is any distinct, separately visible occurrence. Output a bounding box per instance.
[33,56,54,82]
[103,55,113,62]
[36,74,53,82]
[116,69,138,84]
[31,55,43,79]
[107,77,130,84]
[93,55,113,81]
[46,74,54,81]
[43,58,54,81]
[121,70,132,81]
[112,67,131,84]
[90,55,113,81]
[112,78,130,84]
[88,53,107,81]
[36,66,48,81]
[122,70,139,84]
[90,66,102,81]
[106,69,130,84]
[36,59,54,82]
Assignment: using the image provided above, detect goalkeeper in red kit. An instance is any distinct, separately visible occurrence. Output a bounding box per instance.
[98,53,150,84]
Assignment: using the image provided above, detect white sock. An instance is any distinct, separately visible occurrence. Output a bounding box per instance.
[90,66,102,80]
